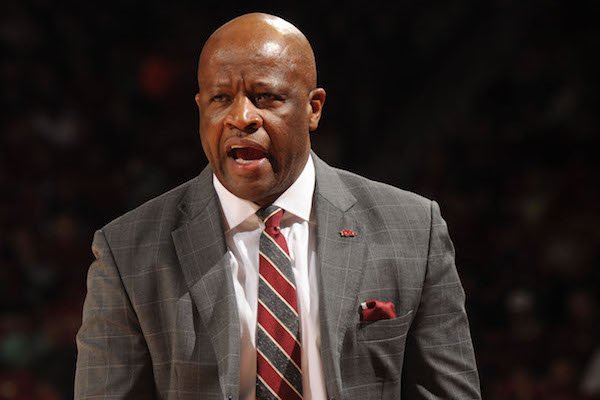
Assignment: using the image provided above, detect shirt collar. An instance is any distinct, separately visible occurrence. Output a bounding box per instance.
[213,154,315,231]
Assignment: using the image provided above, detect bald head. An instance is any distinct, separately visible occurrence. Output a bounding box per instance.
[194,12,326,206]
[198,12,318,89]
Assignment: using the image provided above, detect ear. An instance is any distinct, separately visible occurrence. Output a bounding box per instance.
[307,88,326,132]
[194,93,202,108]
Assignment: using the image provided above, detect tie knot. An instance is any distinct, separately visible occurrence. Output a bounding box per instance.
[257,205,283,229]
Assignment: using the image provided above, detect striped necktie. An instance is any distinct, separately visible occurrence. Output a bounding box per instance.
[256,205,303,400]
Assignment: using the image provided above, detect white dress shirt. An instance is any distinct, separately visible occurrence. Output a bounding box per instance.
[213,155,327,400]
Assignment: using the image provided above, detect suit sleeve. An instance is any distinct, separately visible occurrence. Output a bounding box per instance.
[74,230,156,399]
[401,201,482,399]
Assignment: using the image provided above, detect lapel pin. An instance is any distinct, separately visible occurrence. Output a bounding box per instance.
[338,229,356,238]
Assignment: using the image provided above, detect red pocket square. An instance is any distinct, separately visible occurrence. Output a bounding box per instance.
[360,300,396,321]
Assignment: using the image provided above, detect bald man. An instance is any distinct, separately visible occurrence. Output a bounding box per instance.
[75,12,481,400]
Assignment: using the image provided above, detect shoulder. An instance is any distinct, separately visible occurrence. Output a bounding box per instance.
[334,166,433,209]
[100,174,205,242]
[313,152,432,211]
[335,167,430,204]
[326,165,438,235]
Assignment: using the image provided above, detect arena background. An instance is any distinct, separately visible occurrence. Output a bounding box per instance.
[1,1,599,398]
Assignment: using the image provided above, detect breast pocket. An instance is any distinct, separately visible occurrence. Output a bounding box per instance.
[357,309,413,342]
[355,310,413,382]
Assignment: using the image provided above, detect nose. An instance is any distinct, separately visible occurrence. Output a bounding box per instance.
[225,95,262,134]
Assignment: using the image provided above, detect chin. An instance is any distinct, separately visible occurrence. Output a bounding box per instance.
[248,189,281,206]
[227,184,271,205]
[219,169,280,204]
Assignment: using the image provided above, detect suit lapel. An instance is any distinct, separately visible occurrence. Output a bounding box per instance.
[312,153,368,399]
[171,166,240,399]
[169,154,367,399]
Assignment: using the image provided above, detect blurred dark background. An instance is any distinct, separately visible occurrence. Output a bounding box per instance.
[1,0,599,399]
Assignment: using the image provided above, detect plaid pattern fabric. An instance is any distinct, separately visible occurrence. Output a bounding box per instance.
[74,151,481,399]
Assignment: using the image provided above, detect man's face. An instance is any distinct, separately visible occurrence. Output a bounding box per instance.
[195,37,324,206]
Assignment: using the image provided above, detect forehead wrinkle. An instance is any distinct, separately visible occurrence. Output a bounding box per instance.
[200,64,286,94]
[199,47,313,91]
[205,41,296,74]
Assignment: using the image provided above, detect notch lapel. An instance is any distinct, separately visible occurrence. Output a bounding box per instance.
[312,153,368,399]
[171,166,240,399]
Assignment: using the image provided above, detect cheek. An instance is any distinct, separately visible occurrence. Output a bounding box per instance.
[272,109,310,147]
[199,130,221,167]
[285,117,311,150]
[199,115,222,150]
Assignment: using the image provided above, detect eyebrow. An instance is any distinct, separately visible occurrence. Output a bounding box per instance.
[204,80,285,92]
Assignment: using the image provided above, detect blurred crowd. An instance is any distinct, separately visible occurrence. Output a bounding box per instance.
[1,1,598,399]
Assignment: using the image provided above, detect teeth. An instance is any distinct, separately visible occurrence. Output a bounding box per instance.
[235,158,254,165]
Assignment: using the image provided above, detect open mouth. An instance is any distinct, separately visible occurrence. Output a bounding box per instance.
[227,145,268,165]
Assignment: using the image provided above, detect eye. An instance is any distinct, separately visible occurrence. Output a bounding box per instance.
[253,92,281,106]
[211,93,231,103]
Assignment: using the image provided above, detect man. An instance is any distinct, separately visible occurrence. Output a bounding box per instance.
[75,12,481,400]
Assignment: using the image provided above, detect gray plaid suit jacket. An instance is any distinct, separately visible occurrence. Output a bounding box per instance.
[75,152,481,399]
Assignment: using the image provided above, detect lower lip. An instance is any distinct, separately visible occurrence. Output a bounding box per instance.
[227,156,268,173]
